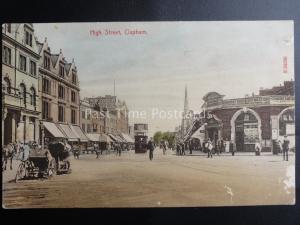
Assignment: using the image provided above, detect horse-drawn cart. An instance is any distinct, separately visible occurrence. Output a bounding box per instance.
[48,142,72,175]
[15,149,56,182]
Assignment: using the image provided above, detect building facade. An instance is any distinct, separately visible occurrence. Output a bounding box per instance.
[36,38,80,141]
[85,95,129,135]
[2,23,41,145]
[201,81,295,151]
[80,99,105,134]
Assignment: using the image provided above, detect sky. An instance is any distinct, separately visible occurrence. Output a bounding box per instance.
[33,21,294,137]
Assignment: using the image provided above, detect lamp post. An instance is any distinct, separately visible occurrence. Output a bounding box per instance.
[40,121,44,150]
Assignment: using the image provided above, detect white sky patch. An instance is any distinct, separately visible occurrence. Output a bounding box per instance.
[33,21,294,136]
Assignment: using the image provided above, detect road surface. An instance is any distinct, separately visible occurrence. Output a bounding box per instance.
[2,148,295,208]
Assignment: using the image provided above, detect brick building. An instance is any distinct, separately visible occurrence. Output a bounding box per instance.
[200,81,295,151]
[36,38,84,143]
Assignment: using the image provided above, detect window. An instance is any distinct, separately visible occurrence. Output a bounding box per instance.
[93,124,97,132]
[42,101,50,119]
[58,105,64,122]
[71,90,76,103]
[71,109,76,124]
[19,55,27,72]
[2,46,11,64]
[29,87,36,106]
[59,64,65,77]
[30,61,36,76]
[87,124,91,133]
[58,85,65,99]
[82,111,85,119]
[25,30,32,46]
[2,77,11,94]
[19,83,26,105]
[44,55,50,69]
[42,78,51,94]
[82,124,86,132]
[72,72,77,84]
[244,114,250,121]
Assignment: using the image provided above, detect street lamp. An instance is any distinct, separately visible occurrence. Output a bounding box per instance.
[40,121,44,150]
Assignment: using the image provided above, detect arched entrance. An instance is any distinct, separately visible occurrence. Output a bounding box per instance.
[230,108,262,152]
[278,107,295,136]
[277,106,295,149]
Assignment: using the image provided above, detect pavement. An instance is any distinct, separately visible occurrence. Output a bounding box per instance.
[2,148,295,208]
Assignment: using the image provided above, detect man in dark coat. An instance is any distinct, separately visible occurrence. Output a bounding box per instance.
[229,140,235,156]
[148,138,155,160]
[282,135,290,161]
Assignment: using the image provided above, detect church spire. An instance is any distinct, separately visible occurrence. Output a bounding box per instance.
[181,85,189,137]
[184,85,188,113]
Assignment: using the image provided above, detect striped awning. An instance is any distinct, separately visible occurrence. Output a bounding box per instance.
[71,125,89,142]
[57,124,79,142]
[42,122,66,138]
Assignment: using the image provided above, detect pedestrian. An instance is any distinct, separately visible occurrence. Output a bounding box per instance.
[181,143,185,155]
[255,142,261,156]
[278,140,282,154]
[189,141,193,154]
[176,143,181,156]
[162,141,167,155]
[220,138,225,154]
[215,139,220,156]
[22,141,30,161]
[206,139,213,158]
[230,140,235,156]
[148,138,155,161]
[282,135,290,161]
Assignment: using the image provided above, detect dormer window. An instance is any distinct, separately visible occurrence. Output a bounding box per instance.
[44,54,50,70]
[72,72,77,84]
[7,24,11,33]
[25,30,33,47]
[59,64,65,77]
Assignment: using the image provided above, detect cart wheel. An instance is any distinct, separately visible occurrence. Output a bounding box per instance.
[15,162,27,182]
[48,158,57,176]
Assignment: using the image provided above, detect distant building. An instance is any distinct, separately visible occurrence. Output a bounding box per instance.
[85,95,117,111]
[2,23,41,145]
[259,80,294,96]
[85,95,129,134]
[80,99,105,134]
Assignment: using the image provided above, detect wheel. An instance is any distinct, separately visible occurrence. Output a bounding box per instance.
[48,158,57,176]
[15,162,27,182]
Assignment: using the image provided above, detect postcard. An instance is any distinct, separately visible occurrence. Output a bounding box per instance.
[2,21,295,208]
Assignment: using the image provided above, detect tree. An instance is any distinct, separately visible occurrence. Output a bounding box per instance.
[153,131,175,147]
[153,131,163,145]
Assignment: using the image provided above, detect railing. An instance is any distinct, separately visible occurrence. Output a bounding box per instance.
[205,95,295,110]
[2,92,23,108]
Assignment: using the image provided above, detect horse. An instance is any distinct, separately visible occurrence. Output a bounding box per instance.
[2,143,15,171]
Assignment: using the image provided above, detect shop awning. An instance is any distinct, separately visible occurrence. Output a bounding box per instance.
[57,124,79,142]
[108,134,120,143]
[71,125,89,142]
[86,133,100,142]
[121,133,134,143]
[99,133,114,143]
[42,121,66,138]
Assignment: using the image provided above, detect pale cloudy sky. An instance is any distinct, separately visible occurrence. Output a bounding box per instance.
[33,21,294,136]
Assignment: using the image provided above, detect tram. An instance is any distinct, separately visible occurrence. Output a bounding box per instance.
[134,123,148,153]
